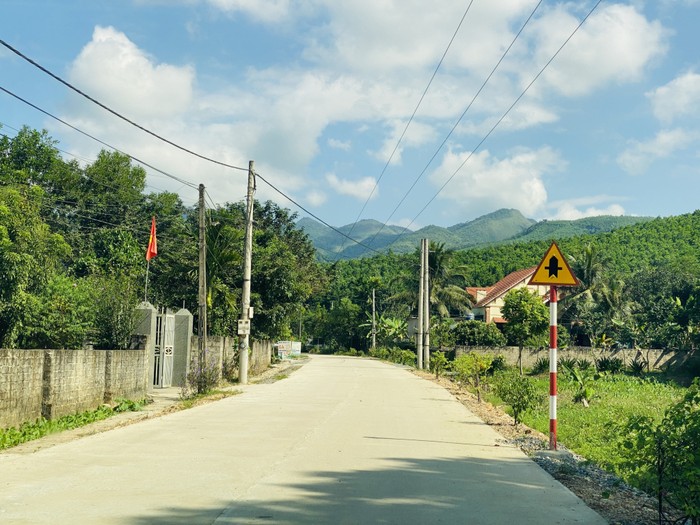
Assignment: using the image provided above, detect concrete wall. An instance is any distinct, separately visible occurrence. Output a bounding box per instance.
[0,346,149,431]
[453,345,698,371]
[0,349,44,430]
[190,337,272,380]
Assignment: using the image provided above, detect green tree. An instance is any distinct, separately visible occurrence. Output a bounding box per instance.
[453,351,493,402]
[494,371,542,425]
[619,379,700,524]
[502,288,549,375]
[453,320,507,347]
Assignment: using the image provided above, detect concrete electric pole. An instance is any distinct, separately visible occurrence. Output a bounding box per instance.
[238,161,255,385]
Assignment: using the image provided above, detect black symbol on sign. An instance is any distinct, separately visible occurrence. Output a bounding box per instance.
[545,256,562,278]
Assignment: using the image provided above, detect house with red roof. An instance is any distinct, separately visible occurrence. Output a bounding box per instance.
[469,267,550,324]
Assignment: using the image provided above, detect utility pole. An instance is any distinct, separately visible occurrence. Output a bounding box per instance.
[417,239,424,370]
[371,288,377,351]
[197,184,207,390]
[238,160,255,385]
[423,238,430,370]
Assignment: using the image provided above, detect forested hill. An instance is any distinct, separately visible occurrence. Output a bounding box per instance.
[299,209,653,260]
[453,211,700,287]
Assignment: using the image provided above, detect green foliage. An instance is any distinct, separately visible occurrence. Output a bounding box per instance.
[453,351,493,402]
[453,320,507,347]
[617,379,700,523]
[595,356,625,374]
[368,346,415,366]
[502,288,549,347]
[0,399,145,450]
[430,351,449,379]
[530,356,550,375]
[183,348,221,396]
[493,371,543,425]
[628,356,648,377]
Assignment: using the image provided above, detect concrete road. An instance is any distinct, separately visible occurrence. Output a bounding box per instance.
[0,355,605,524]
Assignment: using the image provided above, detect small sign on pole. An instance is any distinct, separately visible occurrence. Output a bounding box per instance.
[529,242,578,451]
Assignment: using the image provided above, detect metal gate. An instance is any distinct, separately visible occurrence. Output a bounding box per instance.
[153,310,175,388]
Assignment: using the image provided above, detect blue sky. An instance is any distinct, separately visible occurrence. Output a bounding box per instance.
[1,1,699,229]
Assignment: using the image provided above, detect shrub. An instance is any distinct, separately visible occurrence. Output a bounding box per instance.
[493,371,542,425]
[558,356,579,375]
[369,347,390,360]
[430,351,450,379]
[628,356,648,377]
[618,379,700,523]
[577,358,593,370]
[596,356,625,374]
[530,356,550,375]
[453,320,506,347]
[488,354,508,375]
[453,352,492,402]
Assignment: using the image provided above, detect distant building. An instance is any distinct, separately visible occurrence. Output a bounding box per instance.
[469,267,550,324]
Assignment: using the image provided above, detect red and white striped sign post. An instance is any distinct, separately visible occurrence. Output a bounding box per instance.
[549,286,558,450]
[528,242,579,451]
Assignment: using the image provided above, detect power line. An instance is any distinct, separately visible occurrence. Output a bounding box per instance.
[0,45,370,254]
[386,0,603,250]
[0,86,198,190]
[339,0,477,251]
[0,38,249,175]
[366,0,546,251]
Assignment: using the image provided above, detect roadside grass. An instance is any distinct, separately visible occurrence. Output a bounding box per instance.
[493,372,684,477]
[178,388,241,409]
[0,398,147,451]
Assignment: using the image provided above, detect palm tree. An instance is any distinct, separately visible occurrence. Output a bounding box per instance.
[428,242,473,318]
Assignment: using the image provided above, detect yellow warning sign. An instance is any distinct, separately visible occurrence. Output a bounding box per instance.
[529,242,579,287]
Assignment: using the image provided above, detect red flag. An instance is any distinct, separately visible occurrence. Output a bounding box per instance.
[146,216,157,261]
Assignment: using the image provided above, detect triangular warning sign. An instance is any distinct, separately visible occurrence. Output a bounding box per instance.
[529,242,579,287]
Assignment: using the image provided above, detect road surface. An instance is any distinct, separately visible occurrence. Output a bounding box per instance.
[0,355,605,524]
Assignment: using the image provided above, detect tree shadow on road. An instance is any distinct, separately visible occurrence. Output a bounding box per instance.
[125,455,601,524]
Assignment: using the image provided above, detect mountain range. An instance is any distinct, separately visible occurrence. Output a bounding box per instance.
[297,209,653,260]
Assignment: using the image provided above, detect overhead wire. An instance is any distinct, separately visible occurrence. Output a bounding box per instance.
[386,0,603,248]
[338,0,476,252]
[365,0,546,251]
[0,38,249,175]
[0,42,377,254]
[0,86,199,190]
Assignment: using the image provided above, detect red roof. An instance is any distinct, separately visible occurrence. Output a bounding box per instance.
[475,267,537,307]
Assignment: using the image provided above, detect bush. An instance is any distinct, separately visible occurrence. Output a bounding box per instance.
[453,320,506,347]
[530,356,550,375]
[628,356,648,377]
[488,354,508,375]
[596,356,625,374]
[618,379,700,523]
[453,352,492,402]
[493,371,542,425]
[430,351,450,379]
[369,347,390,360]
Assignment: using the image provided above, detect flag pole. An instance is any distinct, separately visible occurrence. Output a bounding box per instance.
[145,216,157,303]
[144,259,150,302]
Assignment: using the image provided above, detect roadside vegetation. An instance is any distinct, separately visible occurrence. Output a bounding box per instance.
[0,398,146,450]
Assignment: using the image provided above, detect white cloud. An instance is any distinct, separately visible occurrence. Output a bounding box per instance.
[548,201,626,220]
[529,4,668,97]
[325,173,377,201]
[69,26,195,118]
[327,138,351,151]
[373,120,438,165]
[205,0,292,23]
[647,72,700,123]
[431,146,561,217]
[617,128,696,174]
[305,189,326,206]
